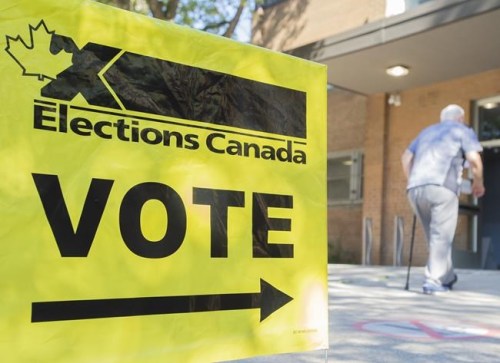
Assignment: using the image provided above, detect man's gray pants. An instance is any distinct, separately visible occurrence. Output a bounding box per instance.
[407,185,458,286]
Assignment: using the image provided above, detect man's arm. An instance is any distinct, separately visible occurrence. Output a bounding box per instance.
[465,151,485,198]
[401,149,414,180]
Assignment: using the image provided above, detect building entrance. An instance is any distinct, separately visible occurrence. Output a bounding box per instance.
[453,96,500,269]
[481,146,500,269]
[470,96,500,269]
[476,95,500,269]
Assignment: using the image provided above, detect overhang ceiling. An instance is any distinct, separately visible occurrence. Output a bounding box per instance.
[290,0,500,95]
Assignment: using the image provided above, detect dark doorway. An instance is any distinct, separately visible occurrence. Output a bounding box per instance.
[480,147,500,269]
[474,96,500,269]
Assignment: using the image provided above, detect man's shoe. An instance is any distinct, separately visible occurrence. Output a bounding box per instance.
[422,283,450,295]
[443,274,458,290]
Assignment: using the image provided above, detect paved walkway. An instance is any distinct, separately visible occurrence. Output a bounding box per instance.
[231,264,500,363]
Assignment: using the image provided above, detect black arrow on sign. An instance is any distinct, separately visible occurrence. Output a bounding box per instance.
[31,279,292,323]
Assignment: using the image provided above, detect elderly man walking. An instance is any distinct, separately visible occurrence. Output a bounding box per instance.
[401,104,485,294]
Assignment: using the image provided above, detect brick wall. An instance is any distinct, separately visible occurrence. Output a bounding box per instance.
[325,70,500,267]
[328,89,366,151]
[252,0,386,51]
[328,206,363,263]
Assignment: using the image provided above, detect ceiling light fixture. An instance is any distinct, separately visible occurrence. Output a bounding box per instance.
[386,65,410,77]
[483,102,498,109]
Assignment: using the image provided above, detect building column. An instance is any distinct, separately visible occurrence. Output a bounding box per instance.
[362,93,389,265]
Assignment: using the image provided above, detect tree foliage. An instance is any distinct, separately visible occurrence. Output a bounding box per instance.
[95,0,261,39]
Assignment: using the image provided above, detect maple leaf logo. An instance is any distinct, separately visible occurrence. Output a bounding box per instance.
[5,20,72,81]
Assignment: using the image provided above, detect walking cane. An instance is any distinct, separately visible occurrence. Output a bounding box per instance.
[404,215,417,290]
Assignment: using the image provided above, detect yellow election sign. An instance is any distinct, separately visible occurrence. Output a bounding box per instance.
[0,0,327,361]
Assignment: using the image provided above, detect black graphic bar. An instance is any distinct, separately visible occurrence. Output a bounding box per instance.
[105,52,307,138]
[32,279,292,323]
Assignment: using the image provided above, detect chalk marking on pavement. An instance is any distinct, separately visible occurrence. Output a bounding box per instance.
[355,320,494,340]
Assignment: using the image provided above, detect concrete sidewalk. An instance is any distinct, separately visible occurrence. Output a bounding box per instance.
[231,264,500,363]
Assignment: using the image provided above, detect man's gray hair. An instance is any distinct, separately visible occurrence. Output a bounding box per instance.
[440,104,464,122]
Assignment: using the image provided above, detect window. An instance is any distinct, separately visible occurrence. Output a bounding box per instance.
[327,150,363,205]
[476,96,500,142]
